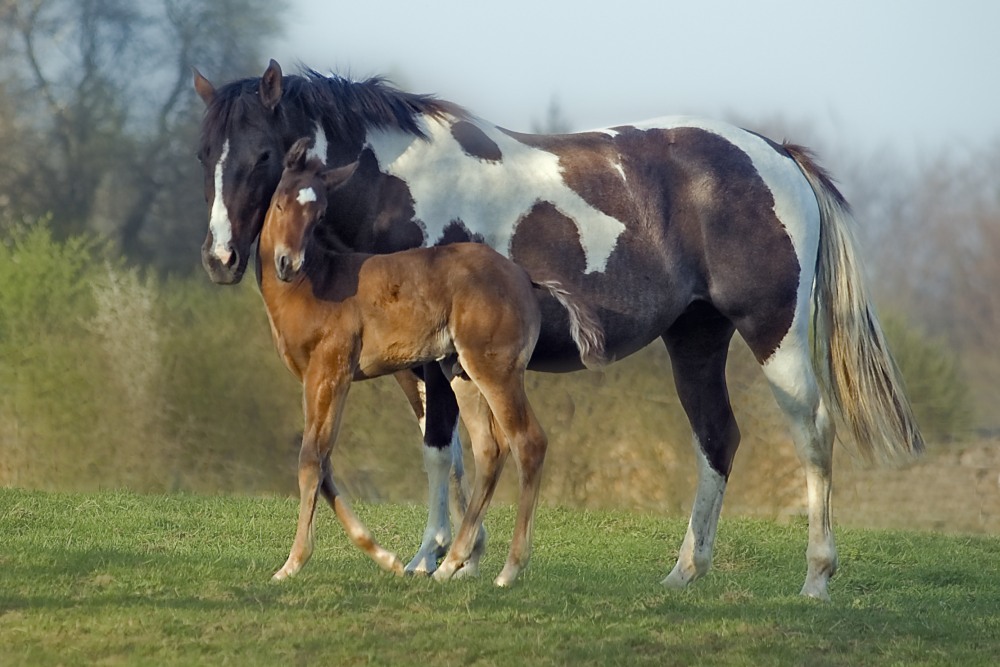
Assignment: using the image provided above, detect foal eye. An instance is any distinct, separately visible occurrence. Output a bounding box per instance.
[257,150,271,165]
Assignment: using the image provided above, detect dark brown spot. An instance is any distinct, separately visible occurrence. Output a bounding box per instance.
[451,121,502,162]
[510,201,586,276]
[438,219,485,245]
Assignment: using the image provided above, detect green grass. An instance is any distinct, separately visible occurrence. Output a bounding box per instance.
[1,489,997,666]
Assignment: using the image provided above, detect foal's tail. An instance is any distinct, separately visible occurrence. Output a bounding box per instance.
[531,279,607,370]
[785,143,924,464]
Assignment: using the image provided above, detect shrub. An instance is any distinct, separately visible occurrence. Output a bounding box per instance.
[880,314,974,443]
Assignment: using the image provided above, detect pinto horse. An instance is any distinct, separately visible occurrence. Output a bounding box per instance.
[259,137,605,585]
[193,60,923,600]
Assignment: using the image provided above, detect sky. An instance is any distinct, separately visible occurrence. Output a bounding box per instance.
[269,0,999,161]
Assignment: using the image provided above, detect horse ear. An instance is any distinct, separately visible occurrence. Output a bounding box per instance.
[192,67,215,106]
[284,137,313,171]
[321,162,359,192]
[259,59,283,111]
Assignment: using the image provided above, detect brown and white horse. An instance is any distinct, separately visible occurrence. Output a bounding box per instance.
[259,138,604,586]
[194,60,923,599]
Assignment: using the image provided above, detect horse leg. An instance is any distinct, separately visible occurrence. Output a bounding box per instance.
[318,463,405,575]
[757,324,837,600]
[274,357,402,580]
[394,369,449,574]
[273,365,351,581]
[434,376,507,583]
[660,304,740,590]
[480,378,548,588]
[398,365,486,575]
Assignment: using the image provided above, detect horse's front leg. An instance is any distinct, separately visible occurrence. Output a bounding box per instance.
[274,356,400,579]
[319,464,405,575]
[398,365,486,575]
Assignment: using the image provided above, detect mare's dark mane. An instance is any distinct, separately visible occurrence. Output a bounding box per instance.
[199,69,464,155]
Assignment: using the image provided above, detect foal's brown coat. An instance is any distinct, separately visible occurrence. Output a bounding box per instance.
[260,139,604,585]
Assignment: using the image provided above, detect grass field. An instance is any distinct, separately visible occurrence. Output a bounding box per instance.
[1,489,997,666]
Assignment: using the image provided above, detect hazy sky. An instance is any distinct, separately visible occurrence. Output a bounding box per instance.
[269,1,998,159]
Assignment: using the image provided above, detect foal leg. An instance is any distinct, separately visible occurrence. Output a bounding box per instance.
[481,379,548,588]
[758,326,837,600]
[660,306,741,590]
[274,360,401,580]
[273,368,351,581]
[318,463,405,575]
[434,377,507,583]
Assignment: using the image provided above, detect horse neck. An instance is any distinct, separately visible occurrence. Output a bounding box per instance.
[321,119,443,252]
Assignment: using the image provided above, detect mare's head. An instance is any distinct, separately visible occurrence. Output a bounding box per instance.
[194,59,314,284]
[264,138,357,282]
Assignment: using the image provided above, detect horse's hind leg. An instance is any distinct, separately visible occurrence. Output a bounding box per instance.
[434,376,507,583]
[483,380,548,588]
[757,322,836,600]
[660,304,740,590]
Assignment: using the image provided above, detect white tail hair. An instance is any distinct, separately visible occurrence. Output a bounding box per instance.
[532,279,607,370]
[786,144,924,463]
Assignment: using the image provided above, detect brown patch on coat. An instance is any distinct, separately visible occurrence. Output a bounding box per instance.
[451,121,502,162]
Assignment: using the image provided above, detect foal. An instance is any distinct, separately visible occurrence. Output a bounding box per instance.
[259,138,605,586]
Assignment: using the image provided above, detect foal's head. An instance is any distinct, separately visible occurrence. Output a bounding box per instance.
[264,137,357,282]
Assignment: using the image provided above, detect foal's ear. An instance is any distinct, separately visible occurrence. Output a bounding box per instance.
[192,67,215,106]
[259,59,283,111]
[321,162,359,192]
[284,137,313,170]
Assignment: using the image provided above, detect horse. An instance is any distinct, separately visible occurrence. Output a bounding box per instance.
[258,137,605,586]
[193,59,923,600]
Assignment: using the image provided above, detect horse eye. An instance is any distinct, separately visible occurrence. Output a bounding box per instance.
[257,150,271,165]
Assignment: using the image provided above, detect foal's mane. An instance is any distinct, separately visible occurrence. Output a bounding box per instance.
[200,68,465,151]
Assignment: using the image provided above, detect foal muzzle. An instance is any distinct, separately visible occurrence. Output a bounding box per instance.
[274,249,303,282]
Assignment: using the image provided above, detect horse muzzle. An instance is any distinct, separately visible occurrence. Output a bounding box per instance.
[201,242,244,285]
[274,249,303,283]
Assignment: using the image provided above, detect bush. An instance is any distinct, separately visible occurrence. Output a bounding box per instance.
[0,220,303,493]
[880,314,974,442]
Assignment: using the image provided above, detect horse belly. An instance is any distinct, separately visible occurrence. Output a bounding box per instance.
[354,325,454,379]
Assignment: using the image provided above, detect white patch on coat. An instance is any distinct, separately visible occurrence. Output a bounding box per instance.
[209,139,233,261]
[297,187,317,204]
[365,115,627,274]
[307,122,328,163]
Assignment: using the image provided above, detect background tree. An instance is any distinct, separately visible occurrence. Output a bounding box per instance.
[0,0,285,271]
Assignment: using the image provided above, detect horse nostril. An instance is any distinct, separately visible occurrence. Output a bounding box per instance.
[224,247,239,269]
[276,253,291,280]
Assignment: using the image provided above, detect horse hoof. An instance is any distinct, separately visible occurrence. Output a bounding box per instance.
[800,583,832,602]
[404,554,439,576]
[387,556,406,577]
[661,571,691,590]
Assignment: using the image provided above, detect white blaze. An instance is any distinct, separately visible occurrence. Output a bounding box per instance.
[297,187,317,204]
[365,116,627,274]
[209,139,233,262]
